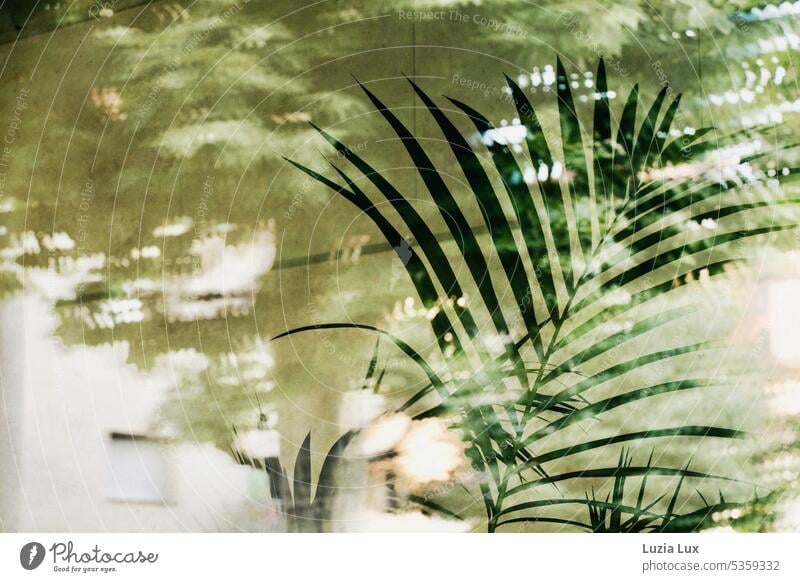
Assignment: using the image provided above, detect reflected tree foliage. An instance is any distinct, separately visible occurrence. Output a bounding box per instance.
[1,0,799,531]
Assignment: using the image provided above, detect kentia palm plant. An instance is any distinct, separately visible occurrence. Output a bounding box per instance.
[281,58,797,532]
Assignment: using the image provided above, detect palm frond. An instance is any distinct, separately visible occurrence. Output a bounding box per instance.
[283,58,793,531]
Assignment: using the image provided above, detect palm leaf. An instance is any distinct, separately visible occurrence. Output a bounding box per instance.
[592,59,613,230]
[293,432,313,513]
[283,58,792,532]
[313,431,356,520]
[555,57,590,269]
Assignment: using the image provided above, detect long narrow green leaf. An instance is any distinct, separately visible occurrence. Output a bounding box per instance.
[660,493,778,532]
[659,461,689,530]
[652,94,682,164]
[530,379,710,441]
[506,465,736,499]
[658,122,783,167]
[265,456,292,507]
[574,224,798,316]
[523,426,745,465]
[612,82,639,207]
[617,198,800,266]
[293,432,313,511]
[314,431,356,514]
[610,449,630,530]
[530,342,713,412]
[506,75,569,306]
[498,497,662,519]
[544,305,696,385]
[270,322,448,398]
[556,57,590,271]
[494,516,592,531]
[611,224,795,290]
[631,86,668,187]
[658,126,716,162]
[409,495,464,520]
[592,58,613,230]
[621,167,800,236]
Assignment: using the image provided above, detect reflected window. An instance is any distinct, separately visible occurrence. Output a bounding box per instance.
[106,432,175,504]
[769,279,800,367]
